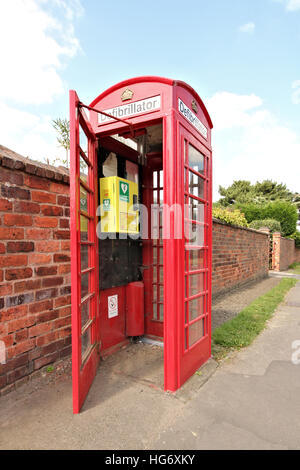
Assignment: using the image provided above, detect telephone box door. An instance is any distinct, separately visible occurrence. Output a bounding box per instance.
[179,125,212,385]
[70,91,100,414]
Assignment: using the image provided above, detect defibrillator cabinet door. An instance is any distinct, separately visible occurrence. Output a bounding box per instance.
[70,90,100,414]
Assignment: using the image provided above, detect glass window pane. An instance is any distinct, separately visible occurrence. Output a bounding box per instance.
[188,248,205,271]
[189,296,205,321]
[153,172,158,188]
[81,327,91,361]
[188,272,205,297]
[185,222,204,246]
[79,126,88,155]
[186,198,205,222]
[80,244,89,271]
[153,303,157,320]
[189,172,205,199]
[188,144,204,175]
[80,185,88,213]
[80,215,89,241]
[81,301,90,330]
[159,303,163,321]
[81,271,89,298]
[80,157,88,178]
[189,318,205,347]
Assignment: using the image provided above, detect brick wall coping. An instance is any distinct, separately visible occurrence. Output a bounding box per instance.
[212,217,269,237]
[0,145,70,185]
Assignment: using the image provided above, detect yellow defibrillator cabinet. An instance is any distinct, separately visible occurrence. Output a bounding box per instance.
[100,176,139,234]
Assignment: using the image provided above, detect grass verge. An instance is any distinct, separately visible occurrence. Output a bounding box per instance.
[288,262,300,274]
[212,277,297,361]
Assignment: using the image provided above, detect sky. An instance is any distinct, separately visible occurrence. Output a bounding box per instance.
[0,0,299,200]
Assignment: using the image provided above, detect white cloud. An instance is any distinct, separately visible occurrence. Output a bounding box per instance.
[273,0,300,11]
[238,22,255,33]
[0,1,82,167]
[292,80,300,104]
[0,0,82,105]
[0,101,65,165]
[206,92,300,200]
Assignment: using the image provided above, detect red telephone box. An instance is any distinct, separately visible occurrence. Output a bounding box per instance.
[70,76,213,413]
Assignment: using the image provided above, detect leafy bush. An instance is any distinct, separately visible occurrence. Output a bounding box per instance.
[212,207,248,227]
[289,231,300,248]
[249,219,281,233]
[237,201,298,237]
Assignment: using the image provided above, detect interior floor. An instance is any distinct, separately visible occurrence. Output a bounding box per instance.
[100,342,164,390]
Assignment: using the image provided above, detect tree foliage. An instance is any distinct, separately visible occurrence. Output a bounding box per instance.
[249,219,281,233]
[212,207,248,227]
[237,201,298,237]
[218,179,294,206]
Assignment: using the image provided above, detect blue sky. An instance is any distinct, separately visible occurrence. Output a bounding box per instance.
[0,0,299,200]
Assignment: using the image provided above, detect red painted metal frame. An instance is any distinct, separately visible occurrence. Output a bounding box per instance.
[70,90,100,414]
[70,77,213,410]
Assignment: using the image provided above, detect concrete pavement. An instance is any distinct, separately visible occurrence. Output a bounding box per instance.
[0,281,299,449]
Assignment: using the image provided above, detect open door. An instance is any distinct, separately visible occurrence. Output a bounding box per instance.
[70,90,100,414]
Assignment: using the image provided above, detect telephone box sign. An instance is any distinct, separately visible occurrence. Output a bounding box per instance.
[178,98,208,139]
[98,95,161,124]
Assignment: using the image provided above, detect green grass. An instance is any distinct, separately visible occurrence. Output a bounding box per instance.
[289,262,300,274]
[212,278,297,360]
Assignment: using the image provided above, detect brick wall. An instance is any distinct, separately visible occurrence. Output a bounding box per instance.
[212,218,269,296]
[272,232,299,271]
[0,146,71,393]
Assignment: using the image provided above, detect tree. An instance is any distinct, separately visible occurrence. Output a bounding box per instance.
[52,118,70,168]
[218,179,295,206]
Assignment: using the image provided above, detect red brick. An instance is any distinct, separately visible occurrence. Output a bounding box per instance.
[7,365,29,384]
[0,228,24,240]
[1,186,30,200]
[57,306,71,317]
[42,276,63,288]
[0,255,28,268]
[59,218,69,229]
[49,182,69,194]
[35,266,57,277]
[30,254,51,265]
[41,205,63,216]
[0,243,5,254]
[53,230,70,240]
[34,216,58,228]
[35,288,58,301]
[36,331,59,347]
[35,241,60,253]
[7,316,35,333]
[54,295,71,308]
[59,327,71,339]
[57,195,70,206]
[31,191,56,204]
[0,283,13,296]
[14,201,40,214]
[7,339,35,358]
[58,264,71,275]
[0,168,23,186]
[6,293,34,308]
[36,310,59,323]
[7,242,34,253]
[26,228,51,240]
[3,214,32,227]
[53,316,71,329]
[1,334,14,348]
[0,198,12,211]
[24,174,50,191]
[29,322,52,338]
[14,279,41,293]
[34,351,59,370]
[0,270,3,282]
[61,241,70,251]
[53,253,70,263]
[5,267,32,281]
[15,329,29,342]
[29,299,53,314]
[0,305,28,321]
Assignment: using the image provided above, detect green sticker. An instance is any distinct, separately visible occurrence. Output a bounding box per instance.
[119,181,129,202]
[103,198,111,211]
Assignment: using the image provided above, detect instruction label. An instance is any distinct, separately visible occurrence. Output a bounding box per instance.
[108,295,118,319]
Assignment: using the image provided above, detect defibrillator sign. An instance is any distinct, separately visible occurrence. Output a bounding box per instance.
[119,181,129,202]
[178,98,208,139]
[98,95,161,124]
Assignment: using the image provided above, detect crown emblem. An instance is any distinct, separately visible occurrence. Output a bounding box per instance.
[121,88,134,101]
[191,99,198,114]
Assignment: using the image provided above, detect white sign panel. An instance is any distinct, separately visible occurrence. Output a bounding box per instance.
[108,295,118,319]
[98,95,161,125]
[178,98,208,139]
